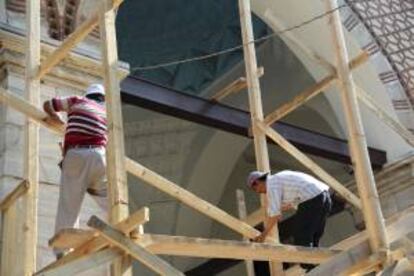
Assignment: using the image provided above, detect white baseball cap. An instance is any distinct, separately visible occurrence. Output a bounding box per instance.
[247,171,268,187]
[85,83,105,96]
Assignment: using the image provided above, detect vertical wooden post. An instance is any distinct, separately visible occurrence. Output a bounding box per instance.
[22,0,41,274]
[325,0,388,253]
[236,190,255,276]
[99,1,131,275]
[1,1,43,275]
[237,0,283,274]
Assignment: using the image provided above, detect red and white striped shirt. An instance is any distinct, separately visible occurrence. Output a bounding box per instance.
[48,96,107,151]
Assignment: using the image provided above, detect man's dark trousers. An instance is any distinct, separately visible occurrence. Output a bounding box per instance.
[293,191,332,270]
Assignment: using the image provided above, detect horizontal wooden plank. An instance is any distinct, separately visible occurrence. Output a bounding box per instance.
[137,234,339,264]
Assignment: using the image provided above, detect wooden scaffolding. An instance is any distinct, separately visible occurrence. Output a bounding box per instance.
[0,0,414,275]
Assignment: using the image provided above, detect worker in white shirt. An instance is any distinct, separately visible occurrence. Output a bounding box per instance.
[247,170,332,250]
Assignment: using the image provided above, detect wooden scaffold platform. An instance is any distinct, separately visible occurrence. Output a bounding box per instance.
[0,0,414,275]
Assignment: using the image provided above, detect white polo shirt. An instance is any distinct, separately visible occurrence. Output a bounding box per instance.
[266,170,329,217]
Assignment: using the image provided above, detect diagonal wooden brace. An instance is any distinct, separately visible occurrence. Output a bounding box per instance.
[36,207,149,275]
[88,216,184,276]
[125,157,263,239]
[257,121,362,209]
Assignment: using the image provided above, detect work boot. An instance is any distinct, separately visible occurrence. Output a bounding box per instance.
[55,251,65,260]
[87,187,107,197]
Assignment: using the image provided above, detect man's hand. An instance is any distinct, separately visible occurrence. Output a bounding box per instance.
[281,203,294,212]
[42,101,65,126]
[252,215,280,243]
[43,114,65,127]
[253,233,267,243]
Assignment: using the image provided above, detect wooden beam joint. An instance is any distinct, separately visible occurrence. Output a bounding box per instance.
[88,216,184,276]
[0,180,30,211]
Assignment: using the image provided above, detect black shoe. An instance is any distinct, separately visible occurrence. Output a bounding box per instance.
[56,252,65,260]
[300,263,316,272]
[87,188,107,197]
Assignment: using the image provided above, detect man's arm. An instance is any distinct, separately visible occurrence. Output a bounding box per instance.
[253,214,281,243]
[254,204,293,242]
[43,100,65,126]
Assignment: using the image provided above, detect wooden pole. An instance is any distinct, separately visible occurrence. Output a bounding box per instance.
[236,190,255,276]
[238,0,283,274]
[99,2,131,275]
[19,1,41,275]
[325,0,388,253]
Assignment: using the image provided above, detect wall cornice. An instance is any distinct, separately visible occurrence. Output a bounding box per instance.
[0,24,129,89]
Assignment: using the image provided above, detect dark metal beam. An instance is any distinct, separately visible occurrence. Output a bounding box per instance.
[120,76,386,168]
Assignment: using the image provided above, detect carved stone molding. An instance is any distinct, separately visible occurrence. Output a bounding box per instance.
[5,0,96,41]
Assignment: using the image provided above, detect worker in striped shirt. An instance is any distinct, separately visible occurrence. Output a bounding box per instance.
[43,83,107,259]
[247,170,332,250]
